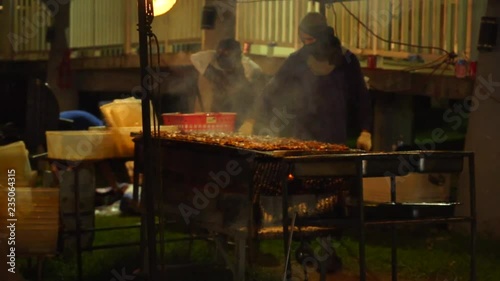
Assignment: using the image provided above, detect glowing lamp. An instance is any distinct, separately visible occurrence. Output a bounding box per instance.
[153,0,176,16]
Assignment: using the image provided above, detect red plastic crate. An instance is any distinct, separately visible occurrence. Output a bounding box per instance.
[161,112,183,125]
[162,112,236,133]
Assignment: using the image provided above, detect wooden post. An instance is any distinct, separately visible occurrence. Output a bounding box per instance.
[42,0,78,110]
[468,0,489,61]
[456,0,500,238]
[0,0,14,59]
[319,0,326,17]
[294,0,301,49]
[124,0,132,55]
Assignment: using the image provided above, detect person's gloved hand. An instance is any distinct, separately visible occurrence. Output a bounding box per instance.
[238,119,255,135]
[356,131,372,151]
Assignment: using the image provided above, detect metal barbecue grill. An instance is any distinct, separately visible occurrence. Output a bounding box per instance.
[134,135,476,281]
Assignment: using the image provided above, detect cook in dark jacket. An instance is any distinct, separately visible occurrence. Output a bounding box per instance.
[240,12,373,151]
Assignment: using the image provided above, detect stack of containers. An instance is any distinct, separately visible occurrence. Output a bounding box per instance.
[0,141,59,256]
[100,97,152,158]
[100,97,175,158]
[0,188,59,255]
[0,141,37,186]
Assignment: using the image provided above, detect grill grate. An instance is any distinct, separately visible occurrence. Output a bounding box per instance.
[251,161,350,201]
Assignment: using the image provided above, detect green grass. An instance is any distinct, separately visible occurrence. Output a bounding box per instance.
[20,216,142,281]
[19,215,500,281]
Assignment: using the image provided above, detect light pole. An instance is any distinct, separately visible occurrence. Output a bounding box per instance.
[136,0,177,279]
[136,0,157,279]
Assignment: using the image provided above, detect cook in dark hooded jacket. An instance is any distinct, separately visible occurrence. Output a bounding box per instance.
[240,12,373,151]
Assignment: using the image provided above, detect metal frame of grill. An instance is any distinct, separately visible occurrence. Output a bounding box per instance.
[133,137,476,281]
[279,151,476,281]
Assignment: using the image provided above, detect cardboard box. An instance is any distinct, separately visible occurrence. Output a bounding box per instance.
[0,187,59,256]
[363,173,453,203]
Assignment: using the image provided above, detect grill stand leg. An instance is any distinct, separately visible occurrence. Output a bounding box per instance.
[133,142,140,203]
[214,236,235,277]
[37,256,45,281]
[316,236,341,280]
[236,235,246,281]
[247,210,258,266]
[390,175,398,281]
[282,177,291,281]
[73,165,83,281]
[469,154,476,281]
[213,234,226,264]
[213,234,246,281]
[139,163,149,278]
[318,257,327,281]
[247,161,258,268]
[357,161,367,281]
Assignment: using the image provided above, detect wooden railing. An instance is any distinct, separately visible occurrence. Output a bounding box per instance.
[236,0,484,60]
[1,0,203,59]
[6,0,52,56]
[1,0,487,64]
[69,0,124,49]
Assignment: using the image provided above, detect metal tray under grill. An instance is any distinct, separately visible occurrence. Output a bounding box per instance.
[352,202,460,221]
[361,151,466,175]
[283,150,469,177]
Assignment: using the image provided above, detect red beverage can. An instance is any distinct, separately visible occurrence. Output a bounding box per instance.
[367,55,377,69]
[469,61,477,77]
[455,59,467,78]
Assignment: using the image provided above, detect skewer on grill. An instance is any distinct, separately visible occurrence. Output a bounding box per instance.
[156,131,349,152]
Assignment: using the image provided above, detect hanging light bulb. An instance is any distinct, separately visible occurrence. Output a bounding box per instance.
[153,0,177,16]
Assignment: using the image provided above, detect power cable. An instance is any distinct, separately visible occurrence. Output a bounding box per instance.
[337,1,453,57]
